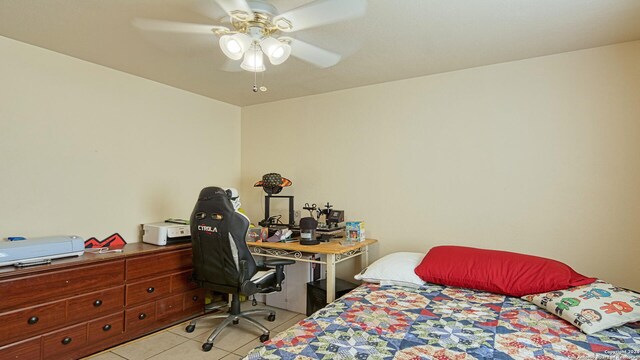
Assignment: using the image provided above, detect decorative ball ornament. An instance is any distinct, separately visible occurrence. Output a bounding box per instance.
[254,173,292,195]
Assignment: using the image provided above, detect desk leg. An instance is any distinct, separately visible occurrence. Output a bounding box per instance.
[363,245,369,268]
[326,254,336,303]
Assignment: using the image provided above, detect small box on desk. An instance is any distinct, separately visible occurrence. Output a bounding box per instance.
[306,278,357,316]
[345,221,365,242]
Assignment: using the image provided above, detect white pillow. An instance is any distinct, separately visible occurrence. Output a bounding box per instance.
[354,252,426,288]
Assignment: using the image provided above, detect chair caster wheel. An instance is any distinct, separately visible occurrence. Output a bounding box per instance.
[185,325,195,333]
[260,334,269,342]
[202,343,213,352]
[267,314,276,322]
[233,319,239,325]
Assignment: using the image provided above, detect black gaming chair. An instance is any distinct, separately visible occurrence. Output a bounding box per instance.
[185,186,294,352]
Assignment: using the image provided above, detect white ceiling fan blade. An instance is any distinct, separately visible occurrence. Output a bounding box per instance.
[273,0,366,32]
[213,0,254,21]
[285,37,341,68]
[194,0,228,21]
[132,18,227,35]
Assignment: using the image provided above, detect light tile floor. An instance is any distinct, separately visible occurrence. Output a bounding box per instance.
[84,303,305,360]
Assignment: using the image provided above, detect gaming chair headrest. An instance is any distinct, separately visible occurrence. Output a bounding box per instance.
[193,187,236,219]
[197,186,227,201]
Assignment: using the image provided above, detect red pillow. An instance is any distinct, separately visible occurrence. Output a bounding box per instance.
[414,246,595,297]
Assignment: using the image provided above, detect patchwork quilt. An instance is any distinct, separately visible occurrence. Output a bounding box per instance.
[245,283,640,359]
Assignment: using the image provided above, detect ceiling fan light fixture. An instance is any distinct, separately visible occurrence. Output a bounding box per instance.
[261,37,291,65]
[240,45,266,72]
[219,33,251,60]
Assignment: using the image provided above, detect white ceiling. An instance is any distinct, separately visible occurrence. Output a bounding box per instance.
[2,0,640,106]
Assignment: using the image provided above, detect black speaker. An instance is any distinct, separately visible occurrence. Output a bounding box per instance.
[306,278,357,316]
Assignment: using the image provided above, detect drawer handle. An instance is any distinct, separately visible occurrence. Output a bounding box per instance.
[27,316,39,325]
[103,324,112,332]
[61,337,72,345]
[138,313,147,320]
[93,299,103,307]
[192,295,199,302]
[147,287,155,293]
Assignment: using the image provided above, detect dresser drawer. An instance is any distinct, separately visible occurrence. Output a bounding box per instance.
[126,276,171,306]
[88,313,123,344]
[0,260,125,312]
[125,302,156,333]
[156,294,183,321]
[66,285,124,324]
[126,249,192,280]
[0,337,41,360]
[183,289,205,312]
[42,323,88,360]
[170,270,197,293]
[0,300,66,346]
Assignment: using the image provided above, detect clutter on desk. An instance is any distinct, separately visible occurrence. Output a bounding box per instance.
[84,233,127,249]
[266,228,294,242]
[0,235,85,267]
[252,174,354,244]
[142,222,190,246]
[246,227,268,242]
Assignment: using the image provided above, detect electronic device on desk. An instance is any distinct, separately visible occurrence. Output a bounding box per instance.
[0,235,85,267]
[142,221,191,246]
[313,203,346,242]
[326,209,345,228]
[299,217,319,245]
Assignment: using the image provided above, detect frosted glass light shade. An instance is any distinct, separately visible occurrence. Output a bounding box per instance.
[260,37,291,65]
[219,33,251,60]
[240,45,265,72]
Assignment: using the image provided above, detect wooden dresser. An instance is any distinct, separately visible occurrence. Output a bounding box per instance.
[0,243,204,360]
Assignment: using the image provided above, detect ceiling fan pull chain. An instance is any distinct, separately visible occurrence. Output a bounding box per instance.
[253,47,259,92]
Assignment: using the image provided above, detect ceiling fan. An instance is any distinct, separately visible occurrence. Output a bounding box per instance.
[133,0,366,74]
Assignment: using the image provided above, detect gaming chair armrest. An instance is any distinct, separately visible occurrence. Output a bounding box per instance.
[264,259,295,287]
[264,259,296,267]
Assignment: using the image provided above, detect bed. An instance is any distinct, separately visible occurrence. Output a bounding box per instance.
[245,282,640,359]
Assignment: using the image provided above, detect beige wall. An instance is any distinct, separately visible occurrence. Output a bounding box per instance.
[241,41,640,290]
[0,36,241,242]
[2,34,638,291]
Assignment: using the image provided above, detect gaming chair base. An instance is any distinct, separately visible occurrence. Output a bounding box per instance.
[187,294,276,352]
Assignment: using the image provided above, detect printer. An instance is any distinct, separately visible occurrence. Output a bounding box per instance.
[0,235,85,267]
[142,222,191,246]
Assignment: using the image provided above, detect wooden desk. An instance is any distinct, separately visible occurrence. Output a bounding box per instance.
[247,239,377,303]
